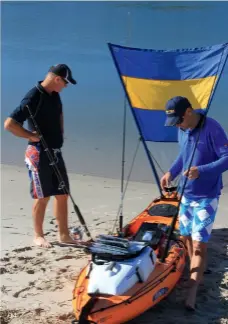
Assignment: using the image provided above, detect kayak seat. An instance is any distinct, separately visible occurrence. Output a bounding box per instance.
[148,203,178,217]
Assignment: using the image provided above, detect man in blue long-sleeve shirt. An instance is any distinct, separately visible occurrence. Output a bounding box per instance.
[160,96,228,310]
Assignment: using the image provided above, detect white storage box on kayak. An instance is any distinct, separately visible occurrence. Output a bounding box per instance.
[87,246,156,296]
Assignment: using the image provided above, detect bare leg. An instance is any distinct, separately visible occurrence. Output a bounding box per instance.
[54,194,76,243]
[33,197,51,248]
[181,235,193,261]
[180,236,193,288]
[185,241,207,310]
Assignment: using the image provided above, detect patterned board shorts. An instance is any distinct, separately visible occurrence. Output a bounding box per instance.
[179,196,219,243]
[25,144,69,199]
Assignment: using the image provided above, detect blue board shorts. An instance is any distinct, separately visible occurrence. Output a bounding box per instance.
[179,196,219,243]
[24,144,69,199]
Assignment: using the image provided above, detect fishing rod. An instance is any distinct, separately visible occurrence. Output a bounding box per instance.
[118,11,132,236]
[111,137,141,235]
[26,104,93,241]
[118,94,127,236]
[160,45,228,262]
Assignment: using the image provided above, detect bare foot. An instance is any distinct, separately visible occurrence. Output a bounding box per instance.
[180,279,192,288]
[59,233,78,244]
[33,236,52,248]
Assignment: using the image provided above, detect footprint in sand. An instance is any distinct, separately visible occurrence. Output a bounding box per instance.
[29,281,35,287]
[12,247,32,253]
[0,267,7,274]
[96,221,105,226]
[49,228,58,233]
[0,309,23,323]
[18,256,34,262]
[34,308,45,316]
[58,268,67,273]
[26,270,35,274]
[13,286,31,298]
[55,255,74,261]
[0,257,10,262]
[35,279,64,292]
[58,313,75,321]
[1,285,10,294]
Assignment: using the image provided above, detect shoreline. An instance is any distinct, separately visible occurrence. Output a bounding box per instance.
[0,160,159,184]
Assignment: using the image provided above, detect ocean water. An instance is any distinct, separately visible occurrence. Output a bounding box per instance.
[1,1,228,187]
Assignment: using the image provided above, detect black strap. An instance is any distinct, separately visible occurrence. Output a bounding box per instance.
[78,296,98,324]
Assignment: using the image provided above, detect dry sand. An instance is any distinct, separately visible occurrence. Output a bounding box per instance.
[0,164,228,324]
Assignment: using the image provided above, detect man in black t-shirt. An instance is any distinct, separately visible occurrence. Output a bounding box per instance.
[4,64,77,248]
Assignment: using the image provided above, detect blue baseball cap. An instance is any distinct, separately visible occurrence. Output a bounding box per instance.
[165,96,192,126]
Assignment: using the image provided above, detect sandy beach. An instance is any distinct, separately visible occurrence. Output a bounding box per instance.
[0,164,227,324]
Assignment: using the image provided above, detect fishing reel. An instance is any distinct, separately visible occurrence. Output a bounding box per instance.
[161,185,179,200]
[163,186,177,193]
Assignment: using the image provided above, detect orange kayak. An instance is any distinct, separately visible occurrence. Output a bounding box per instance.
[72,194,187,324]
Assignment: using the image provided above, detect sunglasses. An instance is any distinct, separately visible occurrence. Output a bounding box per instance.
[61,77,69,85]
[175,116,184,125]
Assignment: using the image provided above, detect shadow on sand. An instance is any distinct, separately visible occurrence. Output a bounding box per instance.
[128,228,228,324]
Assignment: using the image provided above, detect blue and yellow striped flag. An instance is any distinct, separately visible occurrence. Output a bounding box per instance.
[108,43,228,142]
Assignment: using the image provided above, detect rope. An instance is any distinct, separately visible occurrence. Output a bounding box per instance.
[110,137,141,234]
[148,151,166,175]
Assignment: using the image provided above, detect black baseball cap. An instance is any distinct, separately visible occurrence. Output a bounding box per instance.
[165,96,192,126]
[49,64,77,85]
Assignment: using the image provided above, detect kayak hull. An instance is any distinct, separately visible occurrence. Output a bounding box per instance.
[72,195,187,324]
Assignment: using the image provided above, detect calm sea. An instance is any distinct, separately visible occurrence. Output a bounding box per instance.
[1,1,228,187]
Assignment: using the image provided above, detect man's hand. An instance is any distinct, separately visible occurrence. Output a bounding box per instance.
[28,131,40,142]
[4,118,40,142]
[160,172,172,190]
[183,166,199,179]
